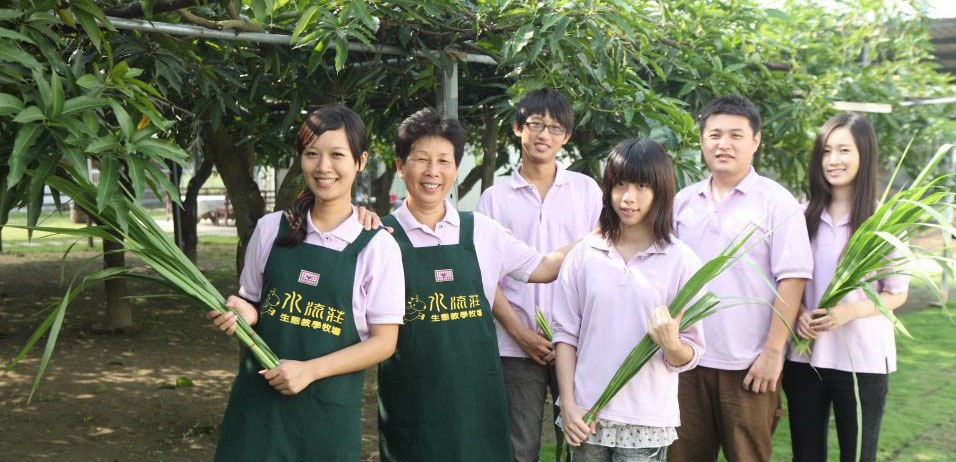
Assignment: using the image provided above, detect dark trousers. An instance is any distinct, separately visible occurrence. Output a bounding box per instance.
[782,360,888,462]
[501,357,563,462]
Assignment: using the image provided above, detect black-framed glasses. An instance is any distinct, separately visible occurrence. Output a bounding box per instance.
[523,121,568,136]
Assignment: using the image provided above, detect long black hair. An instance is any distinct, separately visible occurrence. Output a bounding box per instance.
[598,138,675,247]
[805,113,878,241]
[277,105,369,247]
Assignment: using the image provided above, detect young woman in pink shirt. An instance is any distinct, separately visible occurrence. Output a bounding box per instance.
[553,139,705,462]
[784,113,909,462]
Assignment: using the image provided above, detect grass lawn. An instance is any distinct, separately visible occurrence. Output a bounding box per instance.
[1,210,237,253]
[540,307,956,461]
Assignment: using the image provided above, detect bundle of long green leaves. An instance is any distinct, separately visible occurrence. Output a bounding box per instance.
[8,164,280,402]
[791,143,956,357]
[535,305,554,341]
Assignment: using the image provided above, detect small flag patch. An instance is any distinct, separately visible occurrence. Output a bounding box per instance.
[434,269,454,282]
[298,270,320,286]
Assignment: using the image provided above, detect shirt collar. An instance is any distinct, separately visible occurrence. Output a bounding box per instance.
[585,233,671,256]
[820,207,849,228]
[305,206,362,243]
[697,167,760,198]
[394,198,460,232]
[509,164,571,190]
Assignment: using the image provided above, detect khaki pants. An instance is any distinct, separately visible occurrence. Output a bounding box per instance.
[668,366,783,462]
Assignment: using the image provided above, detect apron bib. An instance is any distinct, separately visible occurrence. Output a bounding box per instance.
[378,212,512,462]
[216,217,378,462]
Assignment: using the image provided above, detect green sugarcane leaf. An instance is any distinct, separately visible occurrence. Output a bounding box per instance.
[0,92,24,115]
[5,300,59,371]
[61,95,110,116]
[96,157,119,212]
[28,285,71,403]
[8,123,44,188]
[5,224,121,243]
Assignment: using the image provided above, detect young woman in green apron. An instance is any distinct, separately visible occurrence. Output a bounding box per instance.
[378,108,577,461]
[208,105,405,462]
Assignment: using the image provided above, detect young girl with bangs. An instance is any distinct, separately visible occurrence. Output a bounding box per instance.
[552,139,706,462]
[207,105,405,462]
[784,113,909,462]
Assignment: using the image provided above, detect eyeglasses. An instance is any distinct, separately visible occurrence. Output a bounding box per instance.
[523,121,568,136]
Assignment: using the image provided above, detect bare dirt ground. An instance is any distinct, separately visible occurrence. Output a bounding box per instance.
[0,245,385,461]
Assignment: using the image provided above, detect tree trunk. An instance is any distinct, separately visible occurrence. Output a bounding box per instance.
[480,110,499,192]
[274,158,304,212]
[103,236,132,329]
[182,154,214,263]
[204,125,265,276]
[372,168,396,216]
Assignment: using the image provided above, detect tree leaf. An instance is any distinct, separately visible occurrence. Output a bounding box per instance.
[334,35,348,73]
[72,10,102,51]
[350,0,377,32]
[32,68,51,116]
[13,105,44,123]
[96,156,119,212]
[62,95,111,116]
[50,70,64,119]
[291,6,319,43]
[0,40,43,70]
[109,101,133,141]
[8,123,43,188]
[0,92,23,115]
[127,155,145,200]
[0,27,35,44]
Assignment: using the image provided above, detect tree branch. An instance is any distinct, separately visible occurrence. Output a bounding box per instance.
[105,0,205,19]
[177,8,265,32]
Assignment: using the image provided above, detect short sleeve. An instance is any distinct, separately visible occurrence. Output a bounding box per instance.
[769,197,814,281]
[238,214,281,302]
[360,232,406,325]
[477,213,543,283]
[551,243,587,347]
[876,248,910,295]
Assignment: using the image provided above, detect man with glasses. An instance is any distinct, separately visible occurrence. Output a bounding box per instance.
[477,87,602,462]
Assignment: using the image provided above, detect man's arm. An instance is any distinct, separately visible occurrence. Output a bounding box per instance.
[743,277,806,393]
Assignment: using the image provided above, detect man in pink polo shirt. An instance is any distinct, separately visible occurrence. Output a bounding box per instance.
[668,96,813,462]
[476,88,602,462]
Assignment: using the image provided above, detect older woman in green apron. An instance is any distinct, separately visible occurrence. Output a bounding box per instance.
[208,105,405,462]
[378,108,575,461]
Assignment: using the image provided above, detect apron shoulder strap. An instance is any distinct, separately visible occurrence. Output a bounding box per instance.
[343,227,382,256]
[382,214,411,246]
[458,212,475,251]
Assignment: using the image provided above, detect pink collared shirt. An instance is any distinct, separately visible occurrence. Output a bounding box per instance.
[552,234,706,427]
[391,199,545,307]
[787,206,909,373]
[476,165,602,358]
[238,207,405,341]
[674,168,813,370]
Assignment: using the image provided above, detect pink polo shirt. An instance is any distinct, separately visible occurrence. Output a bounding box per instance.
[552,234,706,427]
[674,168,813,370]
[238,208,405,341]
[787,206,909,374]
[392,199,545,306]
[476,165,602,358]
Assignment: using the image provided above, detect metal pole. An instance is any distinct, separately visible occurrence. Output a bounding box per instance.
[103,16,498,65]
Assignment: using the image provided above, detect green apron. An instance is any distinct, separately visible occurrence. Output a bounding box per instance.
[378,212,513,461]
[216,217,378,462]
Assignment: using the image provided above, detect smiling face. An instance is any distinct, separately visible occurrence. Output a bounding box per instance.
[611,181,655,229]
[397,135,458,211]
[300,128,367,205]
[700,113,761,180]
[821,127,861,190]
[514,111,571,165]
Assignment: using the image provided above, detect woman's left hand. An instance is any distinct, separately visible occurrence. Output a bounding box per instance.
[647,305,683,352]
[808,305,853,332]
[261,360,317,395]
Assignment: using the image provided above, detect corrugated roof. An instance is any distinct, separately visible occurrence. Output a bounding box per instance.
[930,18,956,76]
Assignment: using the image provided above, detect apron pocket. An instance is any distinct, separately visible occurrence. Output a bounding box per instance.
[378,378,422,442]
